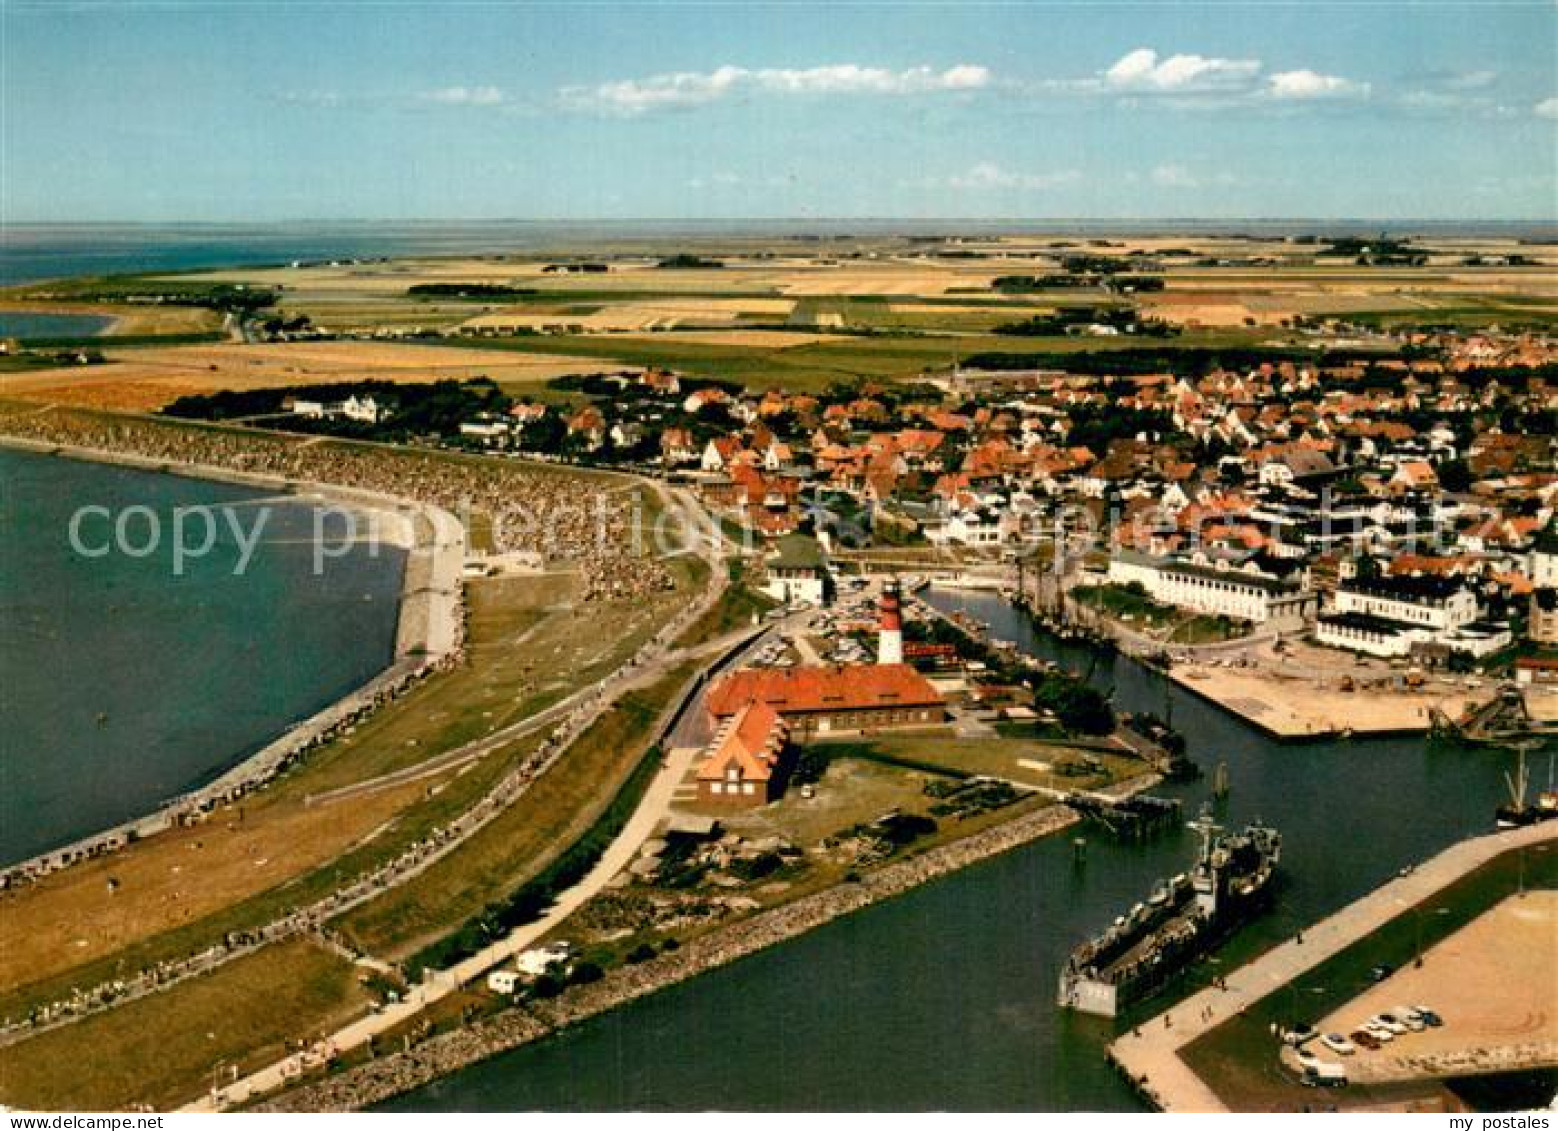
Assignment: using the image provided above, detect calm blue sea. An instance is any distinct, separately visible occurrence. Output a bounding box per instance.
[5,220,1554,287]
[0,312,113,340]
[0,449,405,866]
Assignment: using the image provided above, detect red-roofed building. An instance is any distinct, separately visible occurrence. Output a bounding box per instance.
[706,663,945,739]
[696,702,790,807]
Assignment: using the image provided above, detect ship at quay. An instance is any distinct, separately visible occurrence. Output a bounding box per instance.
[1058,807,1281,1018]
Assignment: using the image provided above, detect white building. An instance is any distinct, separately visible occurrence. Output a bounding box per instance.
[515,942,572,977]
[341,395,384,424]
[1531,523,1558,589]
[1314,612,1422,658]
[1316,610,1510,660]
[1107,549,1315,629]
[941,508,1005,547]
[1316,575,1495,659]
[486,970,522,994]
[1331,576,1478,633]
[762,535,828,606]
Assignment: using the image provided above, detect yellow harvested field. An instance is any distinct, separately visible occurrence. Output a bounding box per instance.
[1313,892,1557,1085]
[1144,301,1269,327]
[0,341,615,411]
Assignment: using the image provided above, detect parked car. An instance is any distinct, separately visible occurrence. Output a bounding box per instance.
[1363,1023,1395,1043]
[1284,1023,1319,1047]
[1321,1033,1358,1056]
[1391,1006,1426,1032]
[1350,1029,1382,1050]
[1301,1062,1349,1088]
[1411,1005,1444,1028]
[1371,1014,1407,1035]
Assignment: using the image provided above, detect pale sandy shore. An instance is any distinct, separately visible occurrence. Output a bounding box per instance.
[1109,820,1558,1112]
[1169,663,1490,739]
[0,435,466,885]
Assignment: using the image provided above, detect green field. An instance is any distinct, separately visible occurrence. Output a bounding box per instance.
[0,941,366,1112]
[332,657,704,960]
[418,327,1278,392]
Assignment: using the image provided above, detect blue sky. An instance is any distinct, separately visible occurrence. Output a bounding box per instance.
[4,1,1555,221]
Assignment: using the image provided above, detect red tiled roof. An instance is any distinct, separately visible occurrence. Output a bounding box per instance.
[697,702,786,782]
[707,663,945,718]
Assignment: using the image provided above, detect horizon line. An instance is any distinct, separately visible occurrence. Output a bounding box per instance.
[6,216,1557,229]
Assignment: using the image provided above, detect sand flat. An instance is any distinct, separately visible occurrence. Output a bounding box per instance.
[1170,663,1485,738]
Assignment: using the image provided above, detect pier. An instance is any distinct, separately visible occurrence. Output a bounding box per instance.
[1107,820,1558,1112]
[1061,792,1182,838]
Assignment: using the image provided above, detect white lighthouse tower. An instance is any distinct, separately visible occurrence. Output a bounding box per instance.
[877,579,904,665]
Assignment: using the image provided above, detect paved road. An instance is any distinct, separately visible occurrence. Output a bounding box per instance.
[1109,820,1558,1112]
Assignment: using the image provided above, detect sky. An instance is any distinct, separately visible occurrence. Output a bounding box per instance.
[4,1,1556,222]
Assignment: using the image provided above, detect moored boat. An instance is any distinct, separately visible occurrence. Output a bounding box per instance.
[1058,806,1280,1017]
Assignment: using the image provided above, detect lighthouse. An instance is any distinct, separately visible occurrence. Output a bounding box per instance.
[877,579,904,665]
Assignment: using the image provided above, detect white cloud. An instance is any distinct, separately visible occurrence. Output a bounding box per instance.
[278,90,345,107]
[1104,48,1261,93]
[1149,163,1200,188]
[1536,97,1558,119]
[560,63,990,115]
[948,162,1080,191]
[421,85,506,107]
[1040,48,1369,109]
[1443,69,1498,91]
[1266,69,1371,100]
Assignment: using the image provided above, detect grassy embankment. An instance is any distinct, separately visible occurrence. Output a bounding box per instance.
[0,940,365,1112]
[0,654,707,1113]
[333,655,706,964]
[0,457,695,1023]
[672,560,777,651]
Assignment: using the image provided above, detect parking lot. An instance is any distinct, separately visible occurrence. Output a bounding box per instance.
[1300,890,1557,1085]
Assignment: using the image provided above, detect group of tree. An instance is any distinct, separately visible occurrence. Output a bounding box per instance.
[405,282,538,299]
[163,376,512,441]
[993,306,1178,339]
[656,254,724,269]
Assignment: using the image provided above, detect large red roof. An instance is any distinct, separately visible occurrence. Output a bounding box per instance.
[707,663,945,718]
